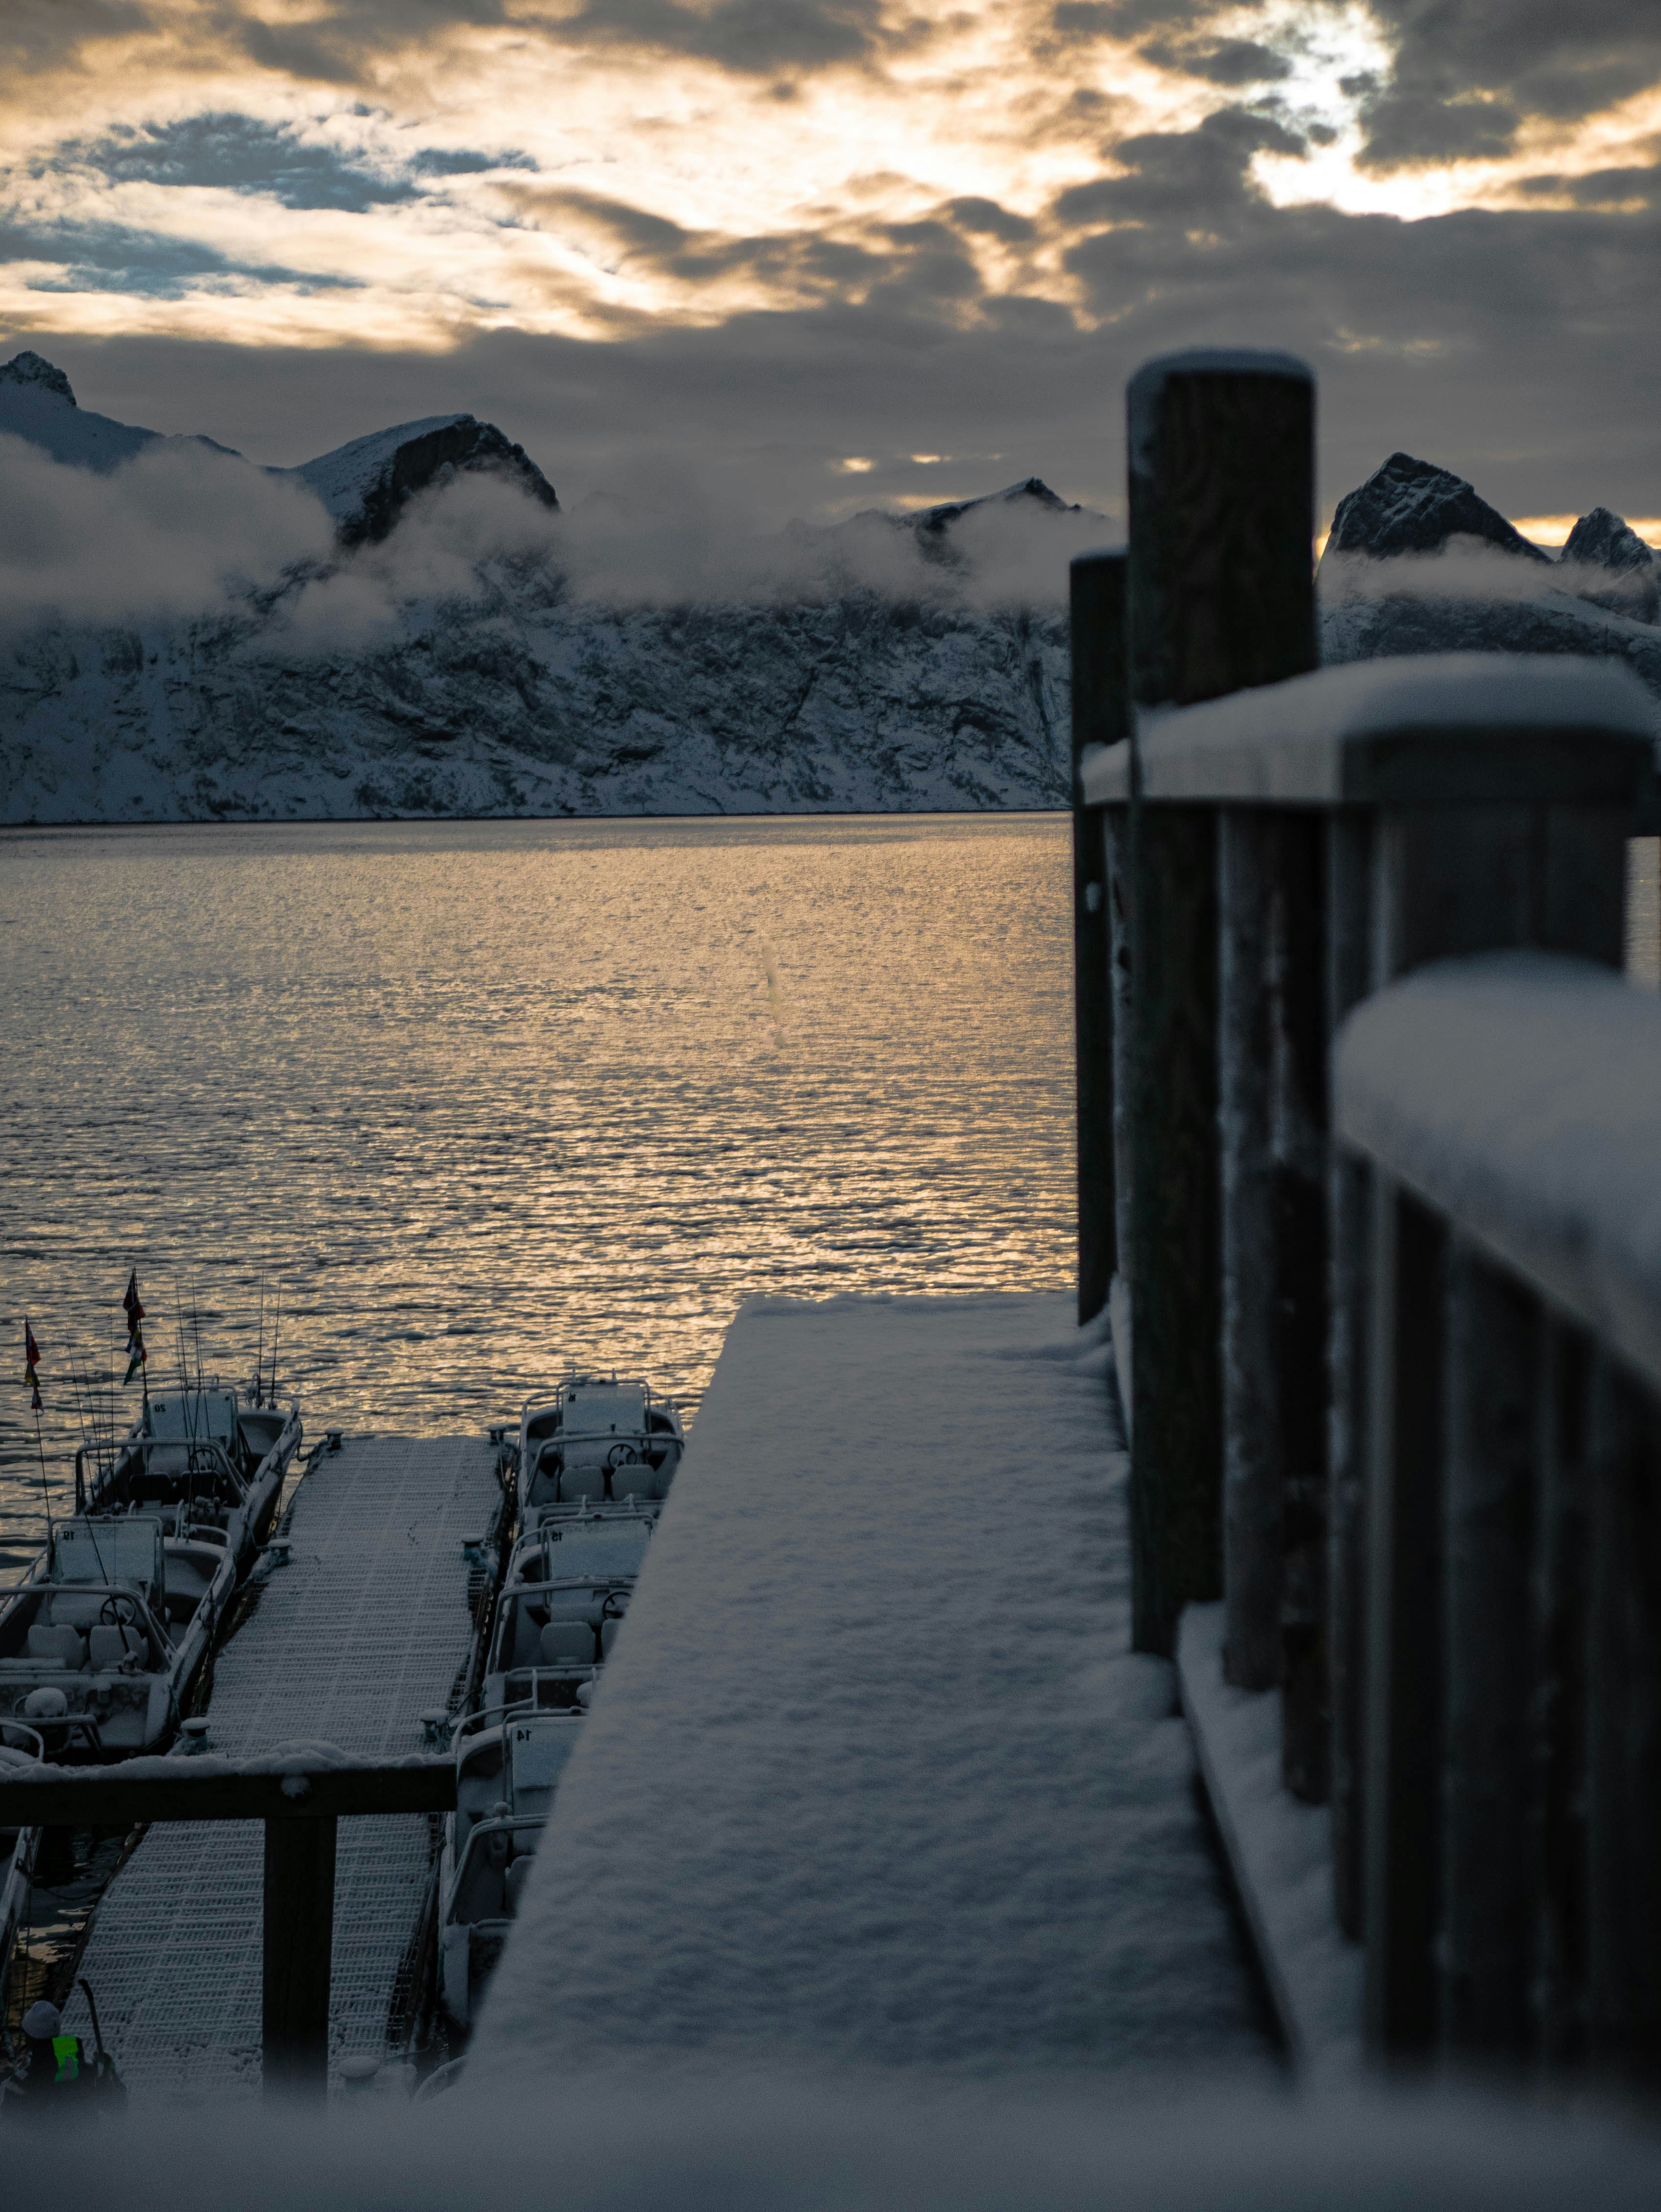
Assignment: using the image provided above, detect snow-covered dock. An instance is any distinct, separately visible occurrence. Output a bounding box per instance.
[475,1292,1271,2082]
[62,1434,498,2097]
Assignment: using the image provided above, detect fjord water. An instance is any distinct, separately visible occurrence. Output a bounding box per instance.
[0,814,1074,1571]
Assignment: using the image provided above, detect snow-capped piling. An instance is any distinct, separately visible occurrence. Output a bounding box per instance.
[1115,351,1319,1668]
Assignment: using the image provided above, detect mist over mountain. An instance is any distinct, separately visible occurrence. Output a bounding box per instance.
[2,361,1658,827]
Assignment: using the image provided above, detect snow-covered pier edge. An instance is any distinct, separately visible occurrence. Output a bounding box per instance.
[1068,348,1661,2093]
[472,1291,1274,2081]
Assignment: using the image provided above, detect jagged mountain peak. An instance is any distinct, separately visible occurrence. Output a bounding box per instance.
[294,413,559,547]
[912,477,1079,534]
[1564,506,1656,575]
[1328,451,1551,564]
[1,350,75,404]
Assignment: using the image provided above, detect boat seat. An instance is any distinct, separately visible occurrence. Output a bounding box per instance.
[558,1465,607,1502]
[47,1595,104,1630]
[599,1616,622,1659]
[26,1625,87,1669]
[539,1622,595,1666]
[88,1625,145,1670]
[504,1855,536,1915]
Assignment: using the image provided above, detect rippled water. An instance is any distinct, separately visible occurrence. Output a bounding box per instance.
[0,814,1075,1569]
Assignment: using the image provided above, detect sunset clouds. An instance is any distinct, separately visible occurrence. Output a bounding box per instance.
[1,0,1659,522]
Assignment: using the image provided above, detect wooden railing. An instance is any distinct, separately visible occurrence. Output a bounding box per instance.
[0,1757,455,2098]
[1070,348,1661,2078]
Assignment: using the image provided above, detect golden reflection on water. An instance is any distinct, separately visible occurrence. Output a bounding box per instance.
[0,814,1074,1562]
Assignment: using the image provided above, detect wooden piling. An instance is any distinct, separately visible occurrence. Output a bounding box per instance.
[1070,549,1127,1326]
[1363,1183,1447,2063]
[1585,1361,1661,2086]
[263,1815,338,2101]
[1441,1244,1539,2059]
[1124,351,1316,1655]
[1533,1320,1591,2070]
[1326,814,1373,1936]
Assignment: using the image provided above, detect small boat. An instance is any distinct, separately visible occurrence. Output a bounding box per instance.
[80,1385,301,1577]
[514,1374,683,1537]
[0,1516,214,1760]
[435,1707,583,2030]
[478,1508,651,1723]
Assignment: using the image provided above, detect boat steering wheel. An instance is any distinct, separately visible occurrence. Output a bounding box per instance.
[600,1590,629,1621]
[606,1444,639,1471]
[99,1594,140,1630]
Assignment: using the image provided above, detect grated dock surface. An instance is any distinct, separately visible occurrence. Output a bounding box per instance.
[63,1434,498,2099]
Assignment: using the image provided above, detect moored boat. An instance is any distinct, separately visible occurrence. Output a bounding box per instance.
[435,1707,583,2030]
[514,1374,683,1537]
[0,1516,214,1760]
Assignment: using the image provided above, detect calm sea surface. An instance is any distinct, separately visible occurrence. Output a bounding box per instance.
[0,814,1075,1574]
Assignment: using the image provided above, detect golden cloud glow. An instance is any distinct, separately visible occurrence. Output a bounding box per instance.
[0,0,1655,364]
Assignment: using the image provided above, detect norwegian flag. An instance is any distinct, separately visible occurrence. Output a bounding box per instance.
[24,1320,42,1414]
[122,1269,147,1384]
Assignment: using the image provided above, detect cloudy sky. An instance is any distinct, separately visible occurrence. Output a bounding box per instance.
[2,0,1658,530]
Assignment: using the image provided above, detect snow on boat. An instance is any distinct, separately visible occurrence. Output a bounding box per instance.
[0,1516,204,1759]
[514,1375,682,1537]
[479,1508,653,1723]
[81,1386,302,1579]
[435,1709,583,2030]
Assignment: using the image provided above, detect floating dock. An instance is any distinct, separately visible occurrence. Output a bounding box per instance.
[62,1433,499,2098]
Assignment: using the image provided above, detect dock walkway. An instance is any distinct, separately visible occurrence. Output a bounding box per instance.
[476,1291,1272,2082]
[64,1434,498,2097]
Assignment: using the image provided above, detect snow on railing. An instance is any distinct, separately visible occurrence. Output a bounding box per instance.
[1333,952,1661,2076]
[1067,350,1660,2083]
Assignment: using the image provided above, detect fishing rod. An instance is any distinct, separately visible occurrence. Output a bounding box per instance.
[268,1286,281,1409]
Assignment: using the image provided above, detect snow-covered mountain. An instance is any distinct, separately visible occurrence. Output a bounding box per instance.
[3,363,1658,827]
[1320,452,1661,702]
[0,355,1081,823]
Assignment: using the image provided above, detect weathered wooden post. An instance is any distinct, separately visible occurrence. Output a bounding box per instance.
[1070,549,1127,1326]
[263,1814,339,2099]
[1125,350,1316,1656]
[1327,817,1373,1935]
[1440,1245,1540,2057]
[1585,1359,1661,2084]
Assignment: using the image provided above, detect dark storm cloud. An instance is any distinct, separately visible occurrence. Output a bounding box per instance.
[944,197,1038,244]
[505,184,985,303]
[0,0,154,74]
[1355,0,1661,170]
[1054,107,1307,225]
[542,0,889,72]
[209,0,890,82]
[1139,37,1291,87]
[1518,164,1661,210]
